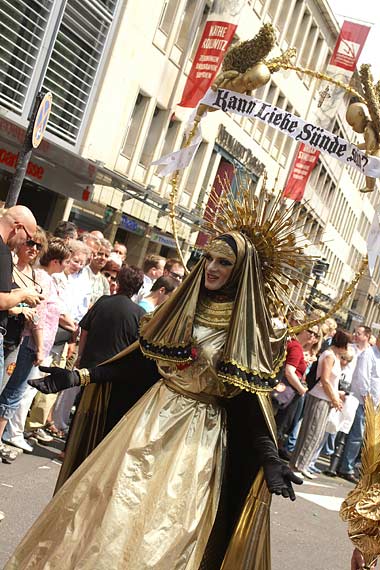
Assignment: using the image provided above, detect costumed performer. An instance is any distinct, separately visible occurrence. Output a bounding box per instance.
[341,397,380,570]
[6,187,307,569]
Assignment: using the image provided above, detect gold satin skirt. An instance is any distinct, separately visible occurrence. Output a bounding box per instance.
[6,380,226,570]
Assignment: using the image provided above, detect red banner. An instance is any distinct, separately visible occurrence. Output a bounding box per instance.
[179,20,237,108]
[196,158,235,247]
[283,20,370,201]
[282,144,319,201]
[330,20,370,72]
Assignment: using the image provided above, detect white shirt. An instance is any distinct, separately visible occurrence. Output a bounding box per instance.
[310,349,341,401]
[53,270,92,323]
[350,345,380,406]
[82,265,110,306]
[132,274,153,304]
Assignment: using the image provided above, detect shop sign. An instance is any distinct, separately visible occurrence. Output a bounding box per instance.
[120,214,146,236]
[0,147,44,180]
[216,125,265,176]
[0,140,90,201]
[0,114,96,184]
[150,231,177,248]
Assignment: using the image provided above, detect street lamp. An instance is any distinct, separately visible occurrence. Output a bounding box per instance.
[306,257,330,313]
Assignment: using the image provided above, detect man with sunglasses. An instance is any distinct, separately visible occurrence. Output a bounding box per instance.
[0,206,43,465]
[163,258,185,283]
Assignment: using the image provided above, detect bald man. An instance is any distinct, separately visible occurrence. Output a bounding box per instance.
[0,206,43,464]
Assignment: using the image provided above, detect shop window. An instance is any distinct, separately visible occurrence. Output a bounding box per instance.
[121,93,151,159]
[139,106,167,167]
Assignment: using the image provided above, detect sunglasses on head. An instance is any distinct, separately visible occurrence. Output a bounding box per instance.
[26,239,43,251]
[103,271,117,282]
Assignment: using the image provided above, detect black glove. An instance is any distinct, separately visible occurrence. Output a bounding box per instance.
[264,460,303,501]
[28,366,81,394]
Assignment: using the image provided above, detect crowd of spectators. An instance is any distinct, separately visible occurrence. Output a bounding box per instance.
[0,211,181,479]
[272,310,380,484]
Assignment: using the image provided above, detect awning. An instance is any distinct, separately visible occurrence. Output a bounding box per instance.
[0,114,96,189]
[94,164,204,230]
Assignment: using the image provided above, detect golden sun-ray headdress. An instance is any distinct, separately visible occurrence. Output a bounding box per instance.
[202,172,313,317]
[340,397,380,569]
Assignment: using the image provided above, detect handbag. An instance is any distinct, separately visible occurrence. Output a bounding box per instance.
[54,325,74,346]
[271,378,297,410]
[325,394,360,435]
[3,313,25,355]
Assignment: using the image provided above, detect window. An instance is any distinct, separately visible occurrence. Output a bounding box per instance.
[179,141,207,208]
[121,93,150,159]
[158,0,181,36]
[161,115,181,157]
[285,0,302,46]
[42,0,119,144]
[174,0,198,52]
[0,0,53,113]
[189,2,211,60]
[139,106,168,167]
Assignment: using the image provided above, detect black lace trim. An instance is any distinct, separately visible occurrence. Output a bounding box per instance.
[218,360,281,392]
[139,336,192,362]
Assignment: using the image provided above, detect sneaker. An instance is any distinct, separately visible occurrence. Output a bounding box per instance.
[2,435,34,454]
[33,428,53,445]
[291,469,304,480]
[0,442,19,463]
[308,465,321,474]
[301,469,317,480]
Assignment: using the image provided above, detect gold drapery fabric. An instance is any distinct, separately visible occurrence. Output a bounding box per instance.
[54,382,112,493]
[140,231,287,393]
[221,469,272,570]
[5,326,235,570]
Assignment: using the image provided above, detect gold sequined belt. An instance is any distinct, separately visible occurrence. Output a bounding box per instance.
[164,379,223,407]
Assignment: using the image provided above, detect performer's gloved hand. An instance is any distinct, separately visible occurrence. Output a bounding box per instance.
[263,460,303,501]
[28,366,81,394]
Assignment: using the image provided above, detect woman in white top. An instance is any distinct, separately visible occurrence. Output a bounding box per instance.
[290,329,349,478]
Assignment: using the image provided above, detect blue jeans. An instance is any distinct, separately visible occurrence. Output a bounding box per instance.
[284,395,305,452]
[322,432,336,455]
[0,337,35,420]
[339,404,365,474]
[0,332,4,385]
